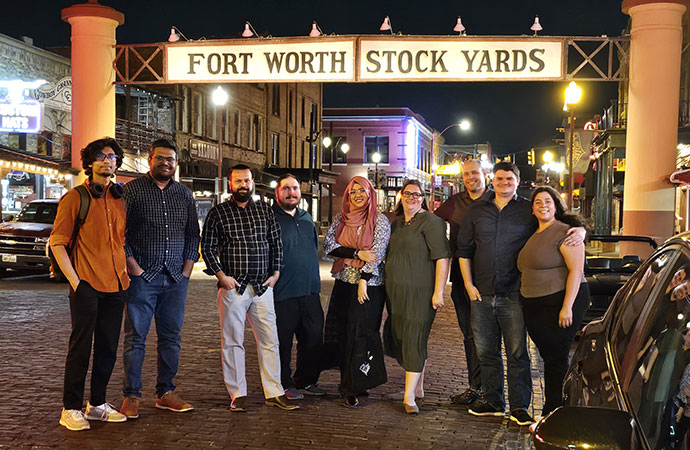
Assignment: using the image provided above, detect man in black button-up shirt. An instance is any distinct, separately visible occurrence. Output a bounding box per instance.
[201,164,298,412]
[121,138,200,418]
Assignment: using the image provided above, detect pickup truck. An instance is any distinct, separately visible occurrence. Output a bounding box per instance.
[0,200,58,274]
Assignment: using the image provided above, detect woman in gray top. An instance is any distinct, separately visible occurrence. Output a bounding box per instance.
[517,186,589,418]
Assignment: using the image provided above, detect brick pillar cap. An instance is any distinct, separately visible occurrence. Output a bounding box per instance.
[623,0,690,15]
[61,1,124,25]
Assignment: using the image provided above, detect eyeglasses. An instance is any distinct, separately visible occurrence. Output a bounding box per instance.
[95,153,118,162]
[402,191,424,199]
[349,189,367,196]
[154,155,176,163]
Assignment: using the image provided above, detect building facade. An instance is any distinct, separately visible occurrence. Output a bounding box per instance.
[322,107,434,217]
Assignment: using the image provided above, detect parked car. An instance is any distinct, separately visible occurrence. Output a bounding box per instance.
[0,200,58,274]
[583,235,658,326]
[534,231,690,450]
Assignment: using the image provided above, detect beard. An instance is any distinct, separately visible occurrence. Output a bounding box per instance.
[151,167,174,183]
[280,197,298,211]
[233,188,252,203]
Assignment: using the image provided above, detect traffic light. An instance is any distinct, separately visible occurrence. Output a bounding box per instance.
[527,149,535,165]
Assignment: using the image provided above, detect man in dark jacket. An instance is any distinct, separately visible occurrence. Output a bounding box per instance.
[272,174,325,399]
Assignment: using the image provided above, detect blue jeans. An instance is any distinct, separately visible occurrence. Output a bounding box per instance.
[123,272,189,398]
[470,292,531,410]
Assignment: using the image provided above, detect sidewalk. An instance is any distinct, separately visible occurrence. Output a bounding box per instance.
[0,263,543,449]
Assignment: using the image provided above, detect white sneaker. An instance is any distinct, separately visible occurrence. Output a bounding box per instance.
[59,408,90,431]
[84,402,127,422]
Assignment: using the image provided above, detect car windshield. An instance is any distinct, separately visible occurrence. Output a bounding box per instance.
[13,203,58,224]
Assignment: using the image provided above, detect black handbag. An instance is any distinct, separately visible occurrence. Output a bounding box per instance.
[344,305,387,393]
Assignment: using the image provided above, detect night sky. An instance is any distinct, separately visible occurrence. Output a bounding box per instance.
[1,1,629,154]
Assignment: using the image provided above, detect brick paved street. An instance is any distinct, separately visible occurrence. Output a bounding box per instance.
[0,263,543,449]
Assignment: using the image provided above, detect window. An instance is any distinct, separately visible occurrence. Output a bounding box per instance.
[621,249,690,449]
[223,108,230,142]
[234,111,241,145]
[209,108,217,139]
[255,115,262,152]
[248,115,254,149]
[301,96,305,127]
[15,202,57,224]
[191,91,203,135]
[288,90,294,123]
[288,139,293,167]
[322,136,348,165]
[271,84,280,116]
[271,133,279,165]
[364,136,389,163]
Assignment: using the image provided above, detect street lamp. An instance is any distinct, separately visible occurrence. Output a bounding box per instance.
[212,86,229,204]
[322,136,350,172]
[564,81,582,210]
[430,120,471,210]
[372,151,381,189]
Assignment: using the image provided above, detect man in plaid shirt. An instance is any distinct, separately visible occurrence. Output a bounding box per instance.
[201,164,299,412]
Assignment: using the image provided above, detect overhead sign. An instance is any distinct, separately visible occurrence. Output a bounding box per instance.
[436,163,461,175]
[359,38,563,81]
[166,37,562,83]
[36,77,72,112]
[167,39,356,82]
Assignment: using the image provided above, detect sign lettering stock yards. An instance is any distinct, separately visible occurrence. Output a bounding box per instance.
[166,37,564,83]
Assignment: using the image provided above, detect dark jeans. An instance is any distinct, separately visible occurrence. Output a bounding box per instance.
[123,272,189,398]
[520,283,590,415]
[63,281,126,410]
[324,280,385,395]
[451,280,481,391]
[275,293,324,389]
[471,291,532,411]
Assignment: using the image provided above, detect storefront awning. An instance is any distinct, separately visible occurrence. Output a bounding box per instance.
[0,144,78,175]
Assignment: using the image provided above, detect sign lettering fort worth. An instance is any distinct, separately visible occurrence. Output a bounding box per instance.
[165,37,563,83]
[167,39,357,82]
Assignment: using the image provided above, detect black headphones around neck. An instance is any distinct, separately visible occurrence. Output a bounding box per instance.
[86,178,124,199]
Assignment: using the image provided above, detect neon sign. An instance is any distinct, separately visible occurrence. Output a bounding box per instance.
[0,79,46,133]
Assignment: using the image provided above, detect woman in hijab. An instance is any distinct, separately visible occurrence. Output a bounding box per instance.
[323,176,391,408]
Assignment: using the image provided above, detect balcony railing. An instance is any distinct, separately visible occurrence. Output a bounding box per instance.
[597,100,690,130]
[115,118,173,154]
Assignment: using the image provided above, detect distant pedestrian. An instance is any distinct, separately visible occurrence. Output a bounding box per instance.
[323,176,390,408]
[272,174,326,400]
[120,138,200,419]
[201,164,298,412]
[50,137,129,431]
[384,179,450,414]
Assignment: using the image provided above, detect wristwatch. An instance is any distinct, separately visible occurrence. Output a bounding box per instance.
[353,250,359,259]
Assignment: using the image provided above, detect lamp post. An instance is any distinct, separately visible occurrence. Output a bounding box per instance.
[372,151,381,189]
[212,86,229,205]
[322,135,350,223]
[430,119,471,211]
[564,81,581,210]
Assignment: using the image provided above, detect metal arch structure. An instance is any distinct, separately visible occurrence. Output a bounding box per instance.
[113,35,629,85]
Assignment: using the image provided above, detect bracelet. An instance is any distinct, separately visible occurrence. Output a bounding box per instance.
[353,250,359,259]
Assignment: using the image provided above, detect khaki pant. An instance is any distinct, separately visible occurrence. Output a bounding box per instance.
[217,286,283,400]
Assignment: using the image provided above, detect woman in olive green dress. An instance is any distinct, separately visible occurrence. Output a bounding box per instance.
[384,179,450,414]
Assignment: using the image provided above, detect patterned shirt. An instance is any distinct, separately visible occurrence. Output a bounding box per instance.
[323,212,390,286]
[123,174,200,283]
[201,197,283,296]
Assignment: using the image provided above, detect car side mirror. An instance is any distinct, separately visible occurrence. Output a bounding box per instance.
[533,407,636,450]
[4,215,14,222]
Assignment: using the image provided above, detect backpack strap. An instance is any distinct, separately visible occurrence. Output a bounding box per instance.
[68,185,91,254]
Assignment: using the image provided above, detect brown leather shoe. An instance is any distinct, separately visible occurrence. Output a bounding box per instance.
[265,395,300,411]
[230,396,247,413]
[155,391,193,413]
[120,396,140,419]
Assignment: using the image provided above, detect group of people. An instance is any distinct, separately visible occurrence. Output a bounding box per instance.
[51,135,590,432]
